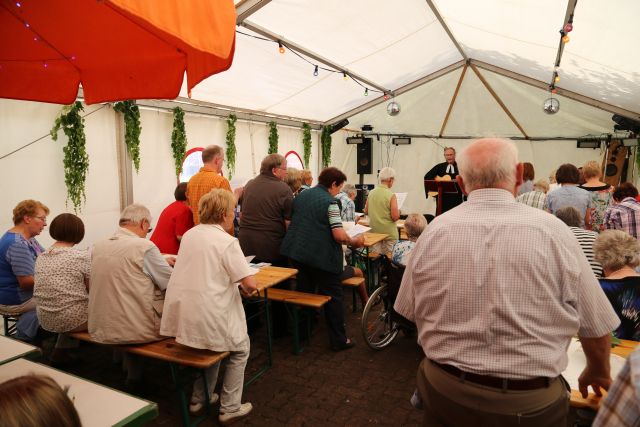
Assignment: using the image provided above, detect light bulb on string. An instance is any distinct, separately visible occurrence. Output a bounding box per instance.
[364,88,369,96]
[564,23,573,33]
[278,41,285,54]
[383,94,390,101]
[313,65,318,77]
[562,35,570,44]
[343,72,348,81]
[554,74,560,83]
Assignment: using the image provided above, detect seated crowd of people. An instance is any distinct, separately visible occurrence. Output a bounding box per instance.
[2,141,640,426]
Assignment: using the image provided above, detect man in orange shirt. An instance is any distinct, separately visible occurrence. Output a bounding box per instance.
[186,145,232,232]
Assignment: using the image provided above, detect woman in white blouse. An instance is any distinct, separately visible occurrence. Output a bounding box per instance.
[160,189,256,425]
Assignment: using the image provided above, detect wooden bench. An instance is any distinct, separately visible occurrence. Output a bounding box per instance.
[262,288,330,355]
[342,276,365,313]
[68,331,228,427]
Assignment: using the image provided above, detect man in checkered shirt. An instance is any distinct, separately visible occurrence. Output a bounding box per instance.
[395,138,620,427]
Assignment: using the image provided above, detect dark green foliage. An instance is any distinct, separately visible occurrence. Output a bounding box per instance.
[171,107,187,179]
[113,100,141,172]
[50,102,89,213]
[226,114,237,179]
[268,121,278,154]
[321,125,332,168]
[302,123,312,168]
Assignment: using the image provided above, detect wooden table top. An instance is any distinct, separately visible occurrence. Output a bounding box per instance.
[569,339,638,410]
[363,232,389,247]
[254,266,297,291]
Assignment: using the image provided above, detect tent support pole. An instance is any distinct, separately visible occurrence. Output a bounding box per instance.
[424,0,468,61]
[439,63,468,137]
[469,63,529,139]
[114,110,133,210]
[235,0,272,24]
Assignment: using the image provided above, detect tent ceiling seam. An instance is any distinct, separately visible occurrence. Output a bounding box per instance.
[470,59,640,120]
[324,60,465,125]
[439,63,468,137]
[426,0,468,61]
[239,20,390,94]
[469,63,529,139]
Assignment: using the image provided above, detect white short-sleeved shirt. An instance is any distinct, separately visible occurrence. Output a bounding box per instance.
[160,224,254,351]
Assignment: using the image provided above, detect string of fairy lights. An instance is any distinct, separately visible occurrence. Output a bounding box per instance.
[543,3,577,115]
[236,30,393,100]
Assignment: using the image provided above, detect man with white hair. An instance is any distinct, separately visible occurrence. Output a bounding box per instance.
[89,204,173,385]
[395,138,620,426]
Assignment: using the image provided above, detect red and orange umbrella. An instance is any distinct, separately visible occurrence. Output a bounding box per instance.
[0,0,236,104]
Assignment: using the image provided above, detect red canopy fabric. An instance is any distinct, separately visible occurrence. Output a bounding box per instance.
[0,0,236,104]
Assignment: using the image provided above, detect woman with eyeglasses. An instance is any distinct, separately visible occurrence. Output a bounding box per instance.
[0,200,49,343]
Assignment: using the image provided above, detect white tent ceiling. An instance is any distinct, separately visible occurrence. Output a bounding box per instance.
[176,0,639,138]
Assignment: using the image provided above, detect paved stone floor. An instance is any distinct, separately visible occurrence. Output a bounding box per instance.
[39,301,425,426]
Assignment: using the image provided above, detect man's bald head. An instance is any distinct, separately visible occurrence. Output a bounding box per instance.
[456,138,522,194]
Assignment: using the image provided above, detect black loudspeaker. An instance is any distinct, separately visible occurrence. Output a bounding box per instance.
[356,137,373,175]
[603,139,628,187]
[354,184,375,212]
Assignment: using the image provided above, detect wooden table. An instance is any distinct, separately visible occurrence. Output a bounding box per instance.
[0,335,41,364]
[358,217,407,239]
[569,339,638,410]
[0,358,158,426]
[245,266,297,385]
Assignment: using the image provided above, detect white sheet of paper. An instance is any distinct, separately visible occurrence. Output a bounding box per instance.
[347,224,371,238]
[245,255,255,263]
[562,338,627,391]
[395,192,408,210]
[355,212,365,217]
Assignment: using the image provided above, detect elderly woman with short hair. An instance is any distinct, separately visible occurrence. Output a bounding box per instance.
[391,214,427,266]
[300,170,313,192]
[284,168,303,196]
[335,183,357,222]
[593,230,640,340]
[281,167,365,351]
[579,161,612,233]
[0,200,49,342]
[554,206,603,277]
[161,189,256,423]
[365,167,400,253]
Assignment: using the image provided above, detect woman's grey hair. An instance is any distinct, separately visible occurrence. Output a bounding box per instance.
[342,183,356,196]
[594,230,640,271]
[533,179,549,193]
[379,167,395,182]
[119,204,151,226]
[404,214,427,241]
[457,138,518,192]
[260,153,285,175]
[555,206,582,228]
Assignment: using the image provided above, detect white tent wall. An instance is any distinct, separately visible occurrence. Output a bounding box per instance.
[330,134,605,215]
[1,99,318,248]
[0,99,121,249]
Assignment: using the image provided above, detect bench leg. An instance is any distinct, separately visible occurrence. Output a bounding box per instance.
[244,292,273,387]
[291,306,303,355]
[170,364,211,427]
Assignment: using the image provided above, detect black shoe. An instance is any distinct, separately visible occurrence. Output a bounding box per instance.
[331,339,356,352]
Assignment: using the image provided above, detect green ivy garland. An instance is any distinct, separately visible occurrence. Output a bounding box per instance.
[302,123,312,168]
[113,100,141,172]
[321,125,332,168]
[225,114,237,179]
[268,121,278,154]
[171,107,188,179]
[50,101,89,213]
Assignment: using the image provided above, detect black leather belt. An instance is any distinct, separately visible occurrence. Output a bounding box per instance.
[431,360,552,391]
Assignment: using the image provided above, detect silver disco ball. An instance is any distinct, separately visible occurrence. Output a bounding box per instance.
[543,98,560,114]
[387,101,401,116]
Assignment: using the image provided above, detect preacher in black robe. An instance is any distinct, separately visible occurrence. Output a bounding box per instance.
[424,147,464,214]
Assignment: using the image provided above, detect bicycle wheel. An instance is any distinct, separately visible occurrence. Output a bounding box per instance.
[361,285,399,350]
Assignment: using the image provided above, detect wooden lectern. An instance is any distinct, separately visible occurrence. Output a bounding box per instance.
[424,180,459,216]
